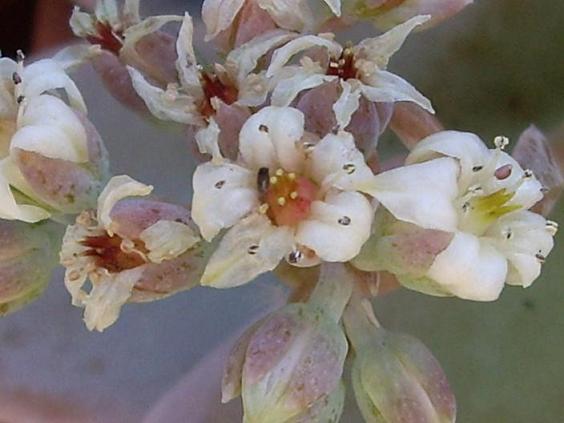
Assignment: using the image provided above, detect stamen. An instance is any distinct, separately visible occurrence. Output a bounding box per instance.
[16,50,25,63]
[277,197,287,206]
[11,72,21,85]
[343,163,356,174]
[288,249,303,264]
[472,165,484,172]
[494,136,509,150]
[259,124,269,133]
[546,220,559,236]
[287,173,296,180]
[270,176,278,185]
[523,169,534,178]
[214,180,225,189]
[275,168,284,177]
[16,95,25,104]
[248,245,259,255]
[289,191,298,200]
[258,203,269,214]
[535,253,546,264]
[257,167,270,193]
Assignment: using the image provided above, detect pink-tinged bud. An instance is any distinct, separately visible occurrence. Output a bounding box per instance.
[352,211,453,297]
[389,102,444,150]
[512,125,563,217]
[342,0,473,31]
[60,176,208,331]
[0,220,63,315]
[12,111,110,218]
[288,382,345,423]
[222,263,352,423]
[345,298,456,423]
[296,81,393,156]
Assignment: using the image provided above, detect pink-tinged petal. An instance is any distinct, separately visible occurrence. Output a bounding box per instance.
[234,0,279,48]
[389,102,444,150]
[512,125,563,217]
[203,0,247,41]
[427,232,507,301]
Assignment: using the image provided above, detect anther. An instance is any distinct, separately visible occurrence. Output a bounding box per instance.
[462,202,471,212]
[12,72,21,85]
[259,124,269,133]
[288,249,303,264]
[16,95,25,104]
[270,176,278,185]
[289,191,298,200]
[16,50,25,63]
[343,163,356,174]
[258,203,269,214]
[535,253,546,264]
[472,165,484,172]
[248,245,259,255]
[546,220,559,236]
[277,197,286,206]
[329,62,339,69]
[275,168,284,177]
[338,216,351,226]
[214,180,225,189]
[505,229,513,240]
[494,136,509,150]
[257,167,270,193]
[287,172,296,180]
[540,186,549,193]
[523,169,534,178]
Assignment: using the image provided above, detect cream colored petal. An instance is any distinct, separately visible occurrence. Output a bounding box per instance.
[333,80,361,130]
[267,35,342,78]
[22,59,87,112]
[368,157,459,232]
[12,95,88,163]
[237,72,269,107]
[128,66,203,125]
[195,119,223,164]
[296,191,373,262]
[354,15,430,69]
[406,130,489,190]
[121,15,183,66]
[192,162,258,241]
[83,266,145,332]
[486,211,554,288]
[308,131,375,194]
[123,0,141,25]
[202,0,246,40]
[139,220,200,263]
[427,232,507,301]
[201,213,294,288]
[97,175,153,233]
[69,7,96,37]
[227,29,297,83]
[176,13,203,97]
[0,161,50,222]
[95,0,120,28]
[256,0,314,31]
[239,106,305,172]
[322,0,341,16]
[53,44,102,72]
[271,71,334,107]
[361,70,434,113]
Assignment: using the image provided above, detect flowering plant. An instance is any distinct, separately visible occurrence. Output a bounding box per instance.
[1,0,561,421]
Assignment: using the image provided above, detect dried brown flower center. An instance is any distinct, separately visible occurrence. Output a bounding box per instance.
[81,233,147,273]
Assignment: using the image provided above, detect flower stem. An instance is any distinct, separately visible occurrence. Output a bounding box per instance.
[308,262,353,322]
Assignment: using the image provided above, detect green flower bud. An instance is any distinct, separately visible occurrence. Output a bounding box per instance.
[0,219,63,315]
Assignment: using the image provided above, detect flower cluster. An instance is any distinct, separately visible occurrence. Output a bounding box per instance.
[0,0,561,421]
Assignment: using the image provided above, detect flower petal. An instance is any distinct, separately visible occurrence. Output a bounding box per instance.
[296,191,373,262]
[361,70,434,113]
[97,175,153,233]
[255,0,315,32]
[176,13,204,97]
[308,131,375,193]
[11,95,88,163]
[368,157,459,232]
[239,106,305,172]
[195,118,223,163]
[201,213,294,288]
[354,15,430,69]
[202,0,246,40]
[192,162,258,241]
[427,231,507,301]
[333,80,361,130]
[271,71,335,107]
[486,211,554,287]
[95,0,120,28]
[227,29,297,83]
[267,35,342,78]
[128,66,203,125]
[139,220,200,263]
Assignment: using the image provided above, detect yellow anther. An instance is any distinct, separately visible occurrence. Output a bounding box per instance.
[270,176,278,185]
[275,168,284,177]
[288,172,296,180]
[259,203,269,214]
[290,191,298,200]
[277,197,287,206]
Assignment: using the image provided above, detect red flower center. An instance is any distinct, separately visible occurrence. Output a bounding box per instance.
[85,22,124,55]
[81,233,147,273]
[200,72,239,119]
[326,48,358,80]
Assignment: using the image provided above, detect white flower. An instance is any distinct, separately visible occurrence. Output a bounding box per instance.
[60,176,201,331]
[369,130,556,301]
[128,14,296,127]
[0,55,91,222]
[192,106,375,288]
[266,15,433,127]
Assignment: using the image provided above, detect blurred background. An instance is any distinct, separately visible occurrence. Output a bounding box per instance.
[0,0,562,421]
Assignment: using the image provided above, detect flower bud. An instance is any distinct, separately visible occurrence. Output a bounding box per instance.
[288,382,345,423]
[512,125,563,217]
[0,56,109,222]
[345,298,456,423]
[60,176,208,331]
[341,0,473,31]
[222,263,352,423]
[0,220,63,315]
